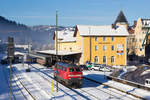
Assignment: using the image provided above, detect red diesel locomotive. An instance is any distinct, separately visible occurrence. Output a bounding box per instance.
[53,62,83,88]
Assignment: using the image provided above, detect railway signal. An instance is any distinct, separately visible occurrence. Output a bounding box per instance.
[7,37,14,100]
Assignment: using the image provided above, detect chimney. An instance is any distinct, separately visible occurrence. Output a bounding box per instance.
[133,20,137,28]
[112,24,116,29]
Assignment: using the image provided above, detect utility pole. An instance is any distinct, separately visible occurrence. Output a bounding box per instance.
[26,33,30,72]
[56,10,59,92]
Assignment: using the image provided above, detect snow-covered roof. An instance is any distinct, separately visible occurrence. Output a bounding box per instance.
[55,30,76,42]
[37,50,81,56]
[60,38,76,42]
[141,19,150,27]
[77,25,129,36]
[15,52,25,56]
[15,44,32,49]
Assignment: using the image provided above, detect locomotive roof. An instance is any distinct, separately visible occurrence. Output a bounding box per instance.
[56,62,79,68]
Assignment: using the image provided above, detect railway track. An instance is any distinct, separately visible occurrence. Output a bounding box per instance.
[1,65,16,100]
[13,65,51,100]
[30,64,141,100]
[2,65,34,100]
[1,65,35,100]
[13,70,36,100]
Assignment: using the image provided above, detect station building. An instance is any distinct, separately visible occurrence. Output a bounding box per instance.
[54,24,129,66]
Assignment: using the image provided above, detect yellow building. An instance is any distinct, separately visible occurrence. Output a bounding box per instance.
[54,25,129,66]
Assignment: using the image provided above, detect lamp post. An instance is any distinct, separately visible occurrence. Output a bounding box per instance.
[89,27,92,63]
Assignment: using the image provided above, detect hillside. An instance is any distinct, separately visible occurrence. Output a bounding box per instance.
[0,16,73,50]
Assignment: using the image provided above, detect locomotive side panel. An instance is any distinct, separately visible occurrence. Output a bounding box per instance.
[53,62,83,88]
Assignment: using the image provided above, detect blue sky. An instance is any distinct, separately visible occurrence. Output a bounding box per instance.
[0,0,150,26]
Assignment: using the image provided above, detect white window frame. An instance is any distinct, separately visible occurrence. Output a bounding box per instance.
[103,45,106,51]
[111,56,115,64]
[94,56,99,63]
[112,37,114,41]
[103,56,106,64]
[95,45,98,51]
[112,45,114,51]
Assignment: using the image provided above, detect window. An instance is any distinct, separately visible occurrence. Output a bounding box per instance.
[103,45,106,51]
[112,37,114,41]
[143,31,145,34]
[69,68,74,72]
[95,37,98,41]
[95,45,98,51]
[70,47,72,52]
[146,80,148,84]
[139,39,142,42]
[112,45,114,51]
[140,48,142,51]
[75,68,80,72]
[62,67,67,71]
[111,56,115,63]
[103,37,106,41]
[103,56,106,64]
[94,56,98,63]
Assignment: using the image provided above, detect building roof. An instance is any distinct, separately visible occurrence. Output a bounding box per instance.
[54,30,76,42]
[128,26,135,34]
[76,25,129,36]
[114,11,128,24]
[14,51,25,56]
[37,50,81,56]
[141,19,150,28]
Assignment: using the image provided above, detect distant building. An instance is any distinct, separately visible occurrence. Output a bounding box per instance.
[127,21,136,56]
[134,18,150,57]
[145,33,150,63]
[15,44,32,53]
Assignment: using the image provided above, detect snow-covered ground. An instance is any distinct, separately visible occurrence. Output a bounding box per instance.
[0,63,149,100]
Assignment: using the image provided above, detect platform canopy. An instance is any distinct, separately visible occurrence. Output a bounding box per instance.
[36,50,81,56]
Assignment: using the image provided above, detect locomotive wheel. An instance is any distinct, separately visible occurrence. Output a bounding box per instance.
[54,76,56,79]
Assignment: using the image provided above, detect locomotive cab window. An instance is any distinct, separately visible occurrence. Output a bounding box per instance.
[69,68,75,72]
[75,68,80,72]
[63,67,67,71]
